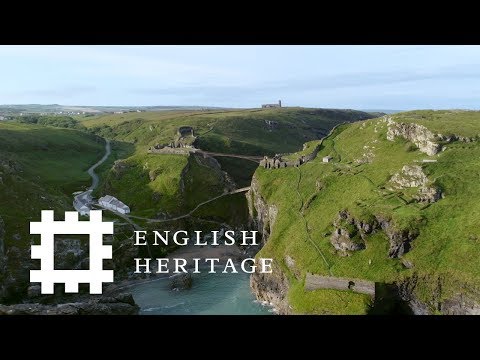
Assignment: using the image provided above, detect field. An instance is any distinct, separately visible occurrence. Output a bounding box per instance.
[0,122,106,250]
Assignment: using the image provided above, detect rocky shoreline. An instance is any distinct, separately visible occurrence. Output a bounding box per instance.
[0,240,254,315]
[0,293,139,315]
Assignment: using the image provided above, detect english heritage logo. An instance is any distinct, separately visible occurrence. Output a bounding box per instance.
[30,210,273,295]
[30,210,114,294]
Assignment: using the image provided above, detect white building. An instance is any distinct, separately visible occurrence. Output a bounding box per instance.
[79,205,90,216]
[323,156,333,163]
[98,195,131,214]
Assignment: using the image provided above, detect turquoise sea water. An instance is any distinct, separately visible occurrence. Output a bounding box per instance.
[129,272,273,315]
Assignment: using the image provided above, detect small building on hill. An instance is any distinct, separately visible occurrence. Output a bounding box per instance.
[262,100,282,108]
[323,156,333,163]
[98,195,131,214]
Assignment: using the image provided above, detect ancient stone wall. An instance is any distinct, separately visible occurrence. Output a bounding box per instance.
[304,273,375,297]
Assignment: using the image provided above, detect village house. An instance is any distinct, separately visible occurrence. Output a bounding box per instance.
[98,195,131,214]
[323,156,333,163]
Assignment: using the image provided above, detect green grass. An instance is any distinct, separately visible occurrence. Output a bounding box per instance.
[87,107,375,222]
[91,140,135,198]
[0,122,105,249]
[102,153,189,217]
[392,110,480,138]
[253,111,480,313]
[289,280,372,315]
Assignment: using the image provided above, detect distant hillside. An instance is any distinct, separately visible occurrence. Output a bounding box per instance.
[0,106,376,304]
[0,122,105,301]
[0,104,228,116]
[249,110,480,314]
[83,108,375,220]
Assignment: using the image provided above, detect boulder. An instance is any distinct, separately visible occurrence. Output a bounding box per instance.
[330,228,365,255]
[390,165,428,189]
[387,120,442,156]
[169,272,193,290]
[414,186,442,203]
[27,285,42,298]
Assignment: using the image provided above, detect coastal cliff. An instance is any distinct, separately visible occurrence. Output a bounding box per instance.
[246,111,480,314]
[247,175,290,313]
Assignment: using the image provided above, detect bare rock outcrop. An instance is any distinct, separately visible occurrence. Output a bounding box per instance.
[387,117,476,156]
[387,120,442,156]
[390,165,442,203]
[169,272,193,290]
[376,215,418,258]
[329,210,418,258]
[397,274,480,315]
[250,264,290,314]
[390,165,427,188]
[330,228,365,254]
[414,186,442,203]
[330,210,377,256]
[0,293,139,315]
[247,176,278,245]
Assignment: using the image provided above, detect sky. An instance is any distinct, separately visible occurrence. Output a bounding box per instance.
[1,45,480,109]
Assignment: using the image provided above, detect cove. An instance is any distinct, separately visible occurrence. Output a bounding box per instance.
[128,272,274,315]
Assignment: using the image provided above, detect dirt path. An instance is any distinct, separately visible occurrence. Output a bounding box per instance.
[73,138,111,213]
[88,139,111,191]
[128,187,251,223]
[295,167,331,274]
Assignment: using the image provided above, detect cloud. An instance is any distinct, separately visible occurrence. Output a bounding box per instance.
[130,63,480,99]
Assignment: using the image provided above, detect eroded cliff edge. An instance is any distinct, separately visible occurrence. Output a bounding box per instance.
[246,113,480,315]
[247,176,292,314]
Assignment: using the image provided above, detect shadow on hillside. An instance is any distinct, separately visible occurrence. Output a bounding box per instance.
[367,283,413,315]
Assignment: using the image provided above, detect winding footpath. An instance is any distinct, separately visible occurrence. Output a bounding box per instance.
[73,139,111,214]
[88,139,111,191]
[128,187,251,223]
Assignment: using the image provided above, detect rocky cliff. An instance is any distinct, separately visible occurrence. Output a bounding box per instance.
[247,175,289,313]
[397,274,480,315]
[250,265,291,314]
[248,111,480,314]
[247,176,278,245]
[387,118,442,156]
[386,116,476,156]
[0,293,139,315]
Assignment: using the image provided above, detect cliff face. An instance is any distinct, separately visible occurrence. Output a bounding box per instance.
[250,266,291,314]
[386,116,476,156]
[248,112,480,315]
[397,274,480,315]
[0,293,139,315]
[247,176,278,245]
[387,118,442,156]
[247,175,289,313]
